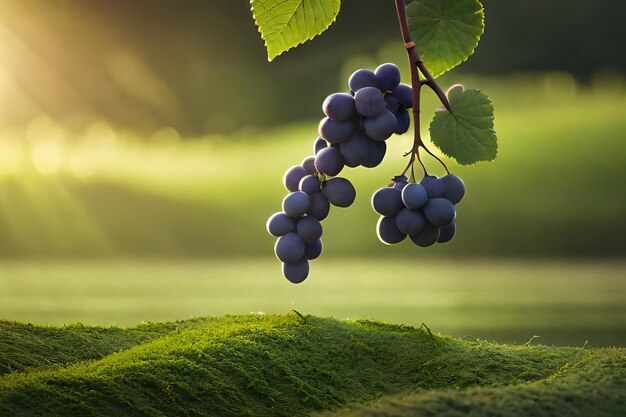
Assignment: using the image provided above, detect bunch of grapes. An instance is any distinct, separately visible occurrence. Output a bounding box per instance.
[373,174,465,247]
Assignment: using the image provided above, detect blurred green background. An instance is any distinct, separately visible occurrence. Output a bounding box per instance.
[0,0,624,346]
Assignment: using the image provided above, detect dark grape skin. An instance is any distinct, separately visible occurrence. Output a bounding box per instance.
[442,174,465,204]
[282,257,309,284]
[392,83,413,108]
[340,133,369,167]
[395,208,426,236]
[266,212,296,237]
[282,191,310,218]
[371,187,404,216]
[302,156,317,175]
[304,238,323,260]
[315,147,344,177]
[323,93,356,121]
[364,110,397,141]
[296,216,323,243]
[322,177,356,208]
[299,175,321,195]
[361,139,386,168]
[401,183,428,209]
[420,175,445,198]
[354,87,386,118]
[274,233,305,263]
[377,216,406,245]
[384,94,400,113]
[348,69,378,92]
[393,175,409,190]
[318,117,355,145]
[375,63,401,92]
[306,192,330,220]
[437,222,456,243]
[314,137,328,155]
[410,223,440,247]
[423,198,456,226]
[283,165,308,192]
[394,107,410,134]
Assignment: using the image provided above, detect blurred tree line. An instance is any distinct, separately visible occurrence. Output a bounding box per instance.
[0,0,623,135]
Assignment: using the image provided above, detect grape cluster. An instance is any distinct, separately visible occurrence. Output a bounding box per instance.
[373,174,465,247]
[267,63,411,283]
[316,63,413,174]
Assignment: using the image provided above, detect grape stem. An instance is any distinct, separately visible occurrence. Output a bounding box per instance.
[394,0,450,178]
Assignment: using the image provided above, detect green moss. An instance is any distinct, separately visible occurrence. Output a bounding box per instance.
[0,314,623,417]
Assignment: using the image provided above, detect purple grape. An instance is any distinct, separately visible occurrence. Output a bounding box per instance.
[375,63,401,92]
[340,133,369,167]
[274,233,305,263]
[349,69,378,92]
[283,165,307,192]
[401,183,428,209]
[322,177,356,207]
[299,175,321,195]
[423,198,456,226]
[410,223,440,247]
[315,147,344,177]
[302,156,317,175]
[384,94,400,113]
[355,87,386,118]
[393,175,409,190]
[282,191,310,218]
[371,187,404,216]
[377,216,406,245]
[394,107,410,134]
[420,175,445,198]
[266,212,296,237]
[306,192,330,220]
[323,93,356,121]
[318,117,355,144]
[392,83,413,108]
[283,258,309,283]
[304,239,323,260]
[442,174,466,204]
[314,137,328,155]
[437,222,456,243]
[296,216,323,243]
[364,109,397,141]
[395,208,426,236]
[361,139,386,168]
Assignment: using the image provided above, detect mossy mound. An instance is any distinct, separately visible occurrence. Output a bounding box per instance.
[0,314,623,416]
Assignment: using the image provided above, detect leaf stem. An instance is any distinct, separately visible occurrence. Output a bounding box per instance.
[394,0,451,177]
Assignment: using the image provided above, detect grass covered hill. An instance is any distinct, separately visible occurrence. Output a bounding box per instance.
[0,314,624,416]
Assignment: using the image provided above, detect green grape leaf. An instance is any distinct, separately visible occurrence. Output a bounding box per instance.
[250,0,341,61]
[407,0,484,77]
[429,84,497,165]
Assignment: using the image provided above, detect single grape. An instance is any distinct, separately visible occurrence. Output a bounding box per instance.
[410,223,440,247]
[394,107,410,134]
[375,63,401,92]
[363,109,397,141]
[314,137,328,155]
[296,216,323,243]
[392,83,413,108]
[306,192,330,220]
[274,233,305,263]
[302,156,317,175]
[282,191,310,218]
[437,222,456,243]
[348,69,378,92]
[322,93,356,121]
[354,87,386,118]
[371,187,404,216]
[442,174,465,204]
[323,177,356,207]
[304,238,323,260]
[266,212,296,237]
[315,147,344,177]
[423,198,456,226]
[340,133,369,167]
[395,208,426,236]
[283,257,309,284]
[393,175,409,190]
[299,175,321,195]
[283,165,308,192]
[401,183,428,209]
[420,175,445,198]
[318,117,355,144]
[377,216,406,245]
[361,139,386,168]
[384,94,400,113]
